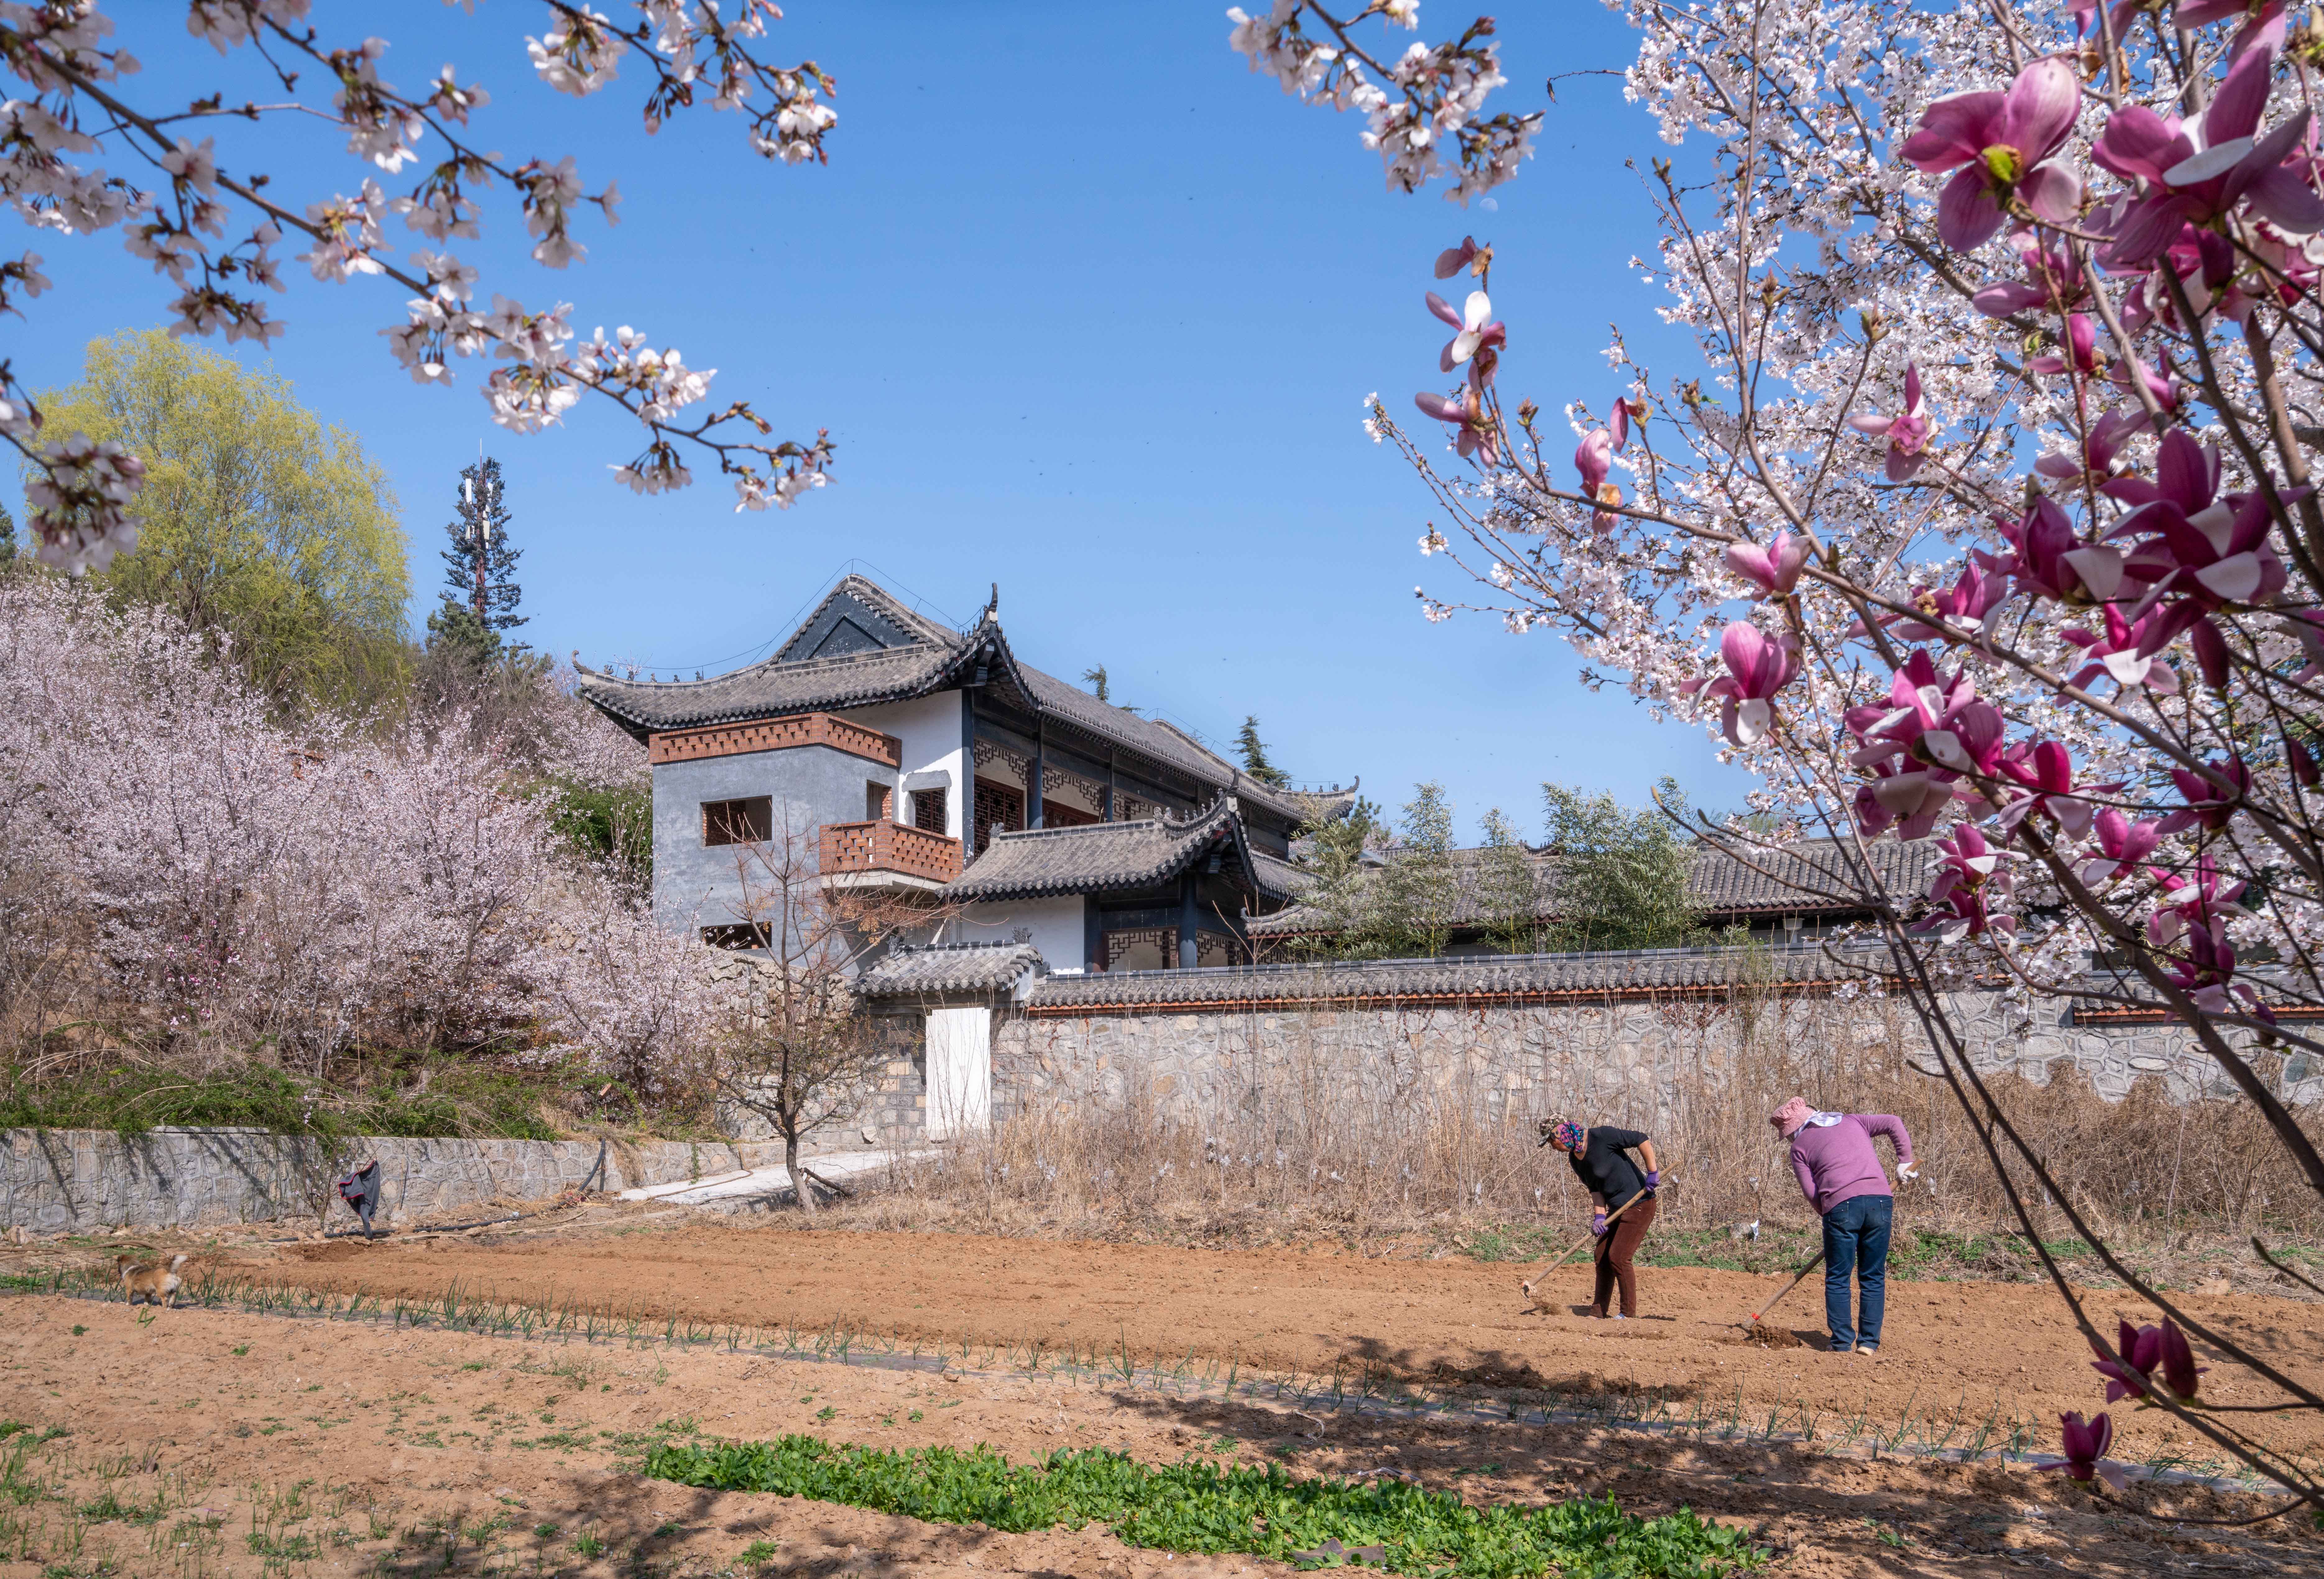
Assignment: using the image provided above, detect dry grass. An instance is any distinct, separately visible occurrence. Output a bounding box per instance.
[824,989,2324,1274]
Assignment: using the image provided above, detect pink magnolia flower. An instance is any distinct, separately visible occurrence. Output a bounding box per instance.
[2027,312,2100,376]
[1414,387,1499,466]
[1847,363,1934,480]
[2147,855,2249,946]
[1995,495,2127,603]
[1725,530,1809,599]
[1681,622,1799,747]
[1433,234,1481,278]
[2061,602,2183,695]
[1911,823,2016,941]
[2030,410,2145,500]
[2164,914,2272,1020]
[2156,755,2252,835]
[1860,558,2009,644]
[1995,739,2119,838]
[2289,734,2319,787]
[2106,348,2182,416]
[1848,649,2005,777]
[2179,0,2287,59]
[2095,41,2324,265]
[1853,759,1959,842]
[2077,806,2161,886]
[1971,230,2088,318]
[1426,287,1505,386]
[2044,1411,2129,1491]
[2121,225,2256,331]
[1574,426,1624,528]
[1898,55,2084,251]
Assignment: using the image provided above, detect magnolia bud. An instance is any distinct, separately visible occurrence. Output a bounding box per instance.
[1859,308,1886,343]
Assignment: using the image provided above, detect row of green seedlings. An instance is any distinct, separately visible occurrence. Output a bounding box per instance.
[0,1421,388,1579]
[643,1431,1764,1578]
[7,1267,2255,1491]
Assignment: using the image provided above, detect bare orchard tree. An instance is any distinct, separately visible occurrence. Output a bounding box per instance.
[708,815,939,1214]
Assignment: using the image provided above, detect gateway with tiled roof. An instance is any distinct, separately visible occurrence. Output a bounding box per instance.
[577,575,1354,971]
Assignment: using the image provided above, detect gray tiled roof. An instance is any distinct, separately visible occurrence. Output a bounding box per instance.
[577,575,1350,831]
[1023,942,1890,1013]
[1249,850,1313,903]
[1245,837,1937,937]
[857,941,1043,998]
[1690,838,1937,914]
[943,803,1254,902]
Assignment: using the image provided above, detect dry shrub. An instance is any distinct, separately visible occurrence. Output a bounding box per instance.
[842,990,2323,1252]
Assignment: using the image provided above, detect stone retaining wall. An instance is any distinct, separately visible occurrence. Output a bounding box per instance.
[991,985,2320,1126]
[0,1129,810,1234]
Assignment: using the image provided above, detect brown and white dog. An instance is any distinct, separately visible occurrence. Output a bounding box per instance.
[115,1252,188,1308]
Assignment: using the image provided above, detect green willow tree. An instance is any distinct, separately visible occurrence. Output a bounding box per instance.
[36,331,411,713]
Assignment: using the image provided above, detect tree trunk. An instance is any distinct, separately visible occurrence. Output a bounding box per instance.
[786,1128,815,1216]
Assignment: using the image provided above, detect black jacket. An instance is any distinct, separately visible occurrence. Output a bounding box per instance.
[1565,1127,1650,1212]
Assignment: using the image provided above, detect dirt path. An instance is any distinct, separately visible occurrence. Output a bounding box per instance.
[1,1291,2316,1579]
[242,1219,2324,1463]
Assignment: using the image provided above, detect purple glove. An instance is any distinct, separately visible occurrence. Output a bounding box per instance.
[1645,1169,1661,1191]
[1591,1211,1609,1237]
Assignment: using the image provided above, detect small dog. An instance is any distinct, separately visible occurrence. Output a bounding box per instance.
[116,1252,188,1308]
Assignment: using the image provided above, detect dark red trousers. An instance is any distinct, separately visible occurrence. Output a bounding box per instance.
[1592,1195,1657,1317]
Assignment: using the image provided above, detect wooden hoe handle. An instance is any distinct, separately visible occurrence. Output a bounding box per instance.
[1519,1165,1674,1303]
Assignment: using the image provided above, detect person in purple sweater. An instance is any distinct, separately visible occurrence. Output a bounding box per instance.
[1768,1097,1918,1354]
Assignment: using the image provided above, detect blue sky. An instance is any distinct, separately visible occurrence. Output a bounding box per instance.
[9,2,1752,836]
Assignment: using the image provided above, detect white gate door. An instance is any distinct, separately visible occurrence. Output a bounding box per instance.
[924,1006,991,1140]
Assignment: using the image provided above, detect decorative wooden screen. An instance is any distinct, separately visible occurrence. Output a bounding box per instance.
[1041,799,1099,828]
[912,788,947,833]
[1101,928,1173,972]
[651,712,902,767]
[973,779,1024,853]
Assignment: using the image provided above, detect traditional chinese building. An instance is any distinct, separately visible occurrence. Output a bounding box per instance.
[575,575,1356,975]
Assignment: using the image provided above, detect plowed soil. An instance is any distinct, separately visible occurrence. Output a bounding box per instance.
[2,1214,2318,1577]
[246,1217,2324,1463]
[0,1289,2316,1578]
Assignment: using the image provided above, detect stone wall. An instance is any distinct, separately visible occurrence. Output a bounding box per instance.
[991,985,2321,1128]
[0,1129,814,1234]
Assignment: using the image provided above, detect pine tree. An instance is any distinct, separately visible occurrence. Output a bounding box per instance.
[439,456,526,644]
[1081,664,1109,703]
[1235,715,1290,787]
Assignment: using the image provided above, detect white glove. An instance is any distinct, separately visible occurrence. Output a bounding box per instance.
[1898,1162,1920,1182]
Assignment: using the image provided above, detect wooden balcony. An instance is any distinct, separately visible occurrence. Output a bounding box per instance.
[650,712,904,769]
[819,819,963,892]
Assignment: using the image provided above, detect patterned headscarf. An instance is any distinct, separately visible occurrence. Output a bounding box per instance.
[1546,1120,1588,1154]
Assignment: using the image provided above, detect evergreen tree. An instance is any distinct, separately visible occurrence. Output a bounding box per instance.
[440,456,526,644]
[1236,715,1290,788]
[0,498,16,564]
[1475,808,1545,954]
[1081,663,1109,703]
[1540,778,1698,952]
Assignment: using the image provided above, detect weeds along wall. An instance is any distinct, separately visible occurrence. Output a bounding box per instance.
[940,963,2324,1243]
[0,1129,824,1233]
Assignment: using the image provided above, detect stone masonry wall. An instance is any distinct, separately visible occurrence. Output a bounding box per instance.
[993,986,2322,1129]
[0,1130,822,1234]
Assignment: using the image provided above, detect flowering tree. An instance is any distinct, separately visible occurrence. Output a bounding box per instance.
[1,2,840,575]
[1238,0,2324,1519]
[0,571,708,1089]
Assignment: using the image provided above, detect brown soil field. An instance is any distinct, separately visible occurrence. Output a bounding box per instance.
[0,1211,2317,1577]
[242,1215,2324,1464]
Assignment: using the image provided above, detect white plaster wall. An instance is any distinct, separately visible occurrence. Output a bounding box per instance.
[955,895,1087,973]
[840,691,966,840]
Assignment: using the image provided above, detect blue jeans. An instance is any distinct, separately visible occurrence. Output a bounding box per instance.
[1822,1194,1893,1350]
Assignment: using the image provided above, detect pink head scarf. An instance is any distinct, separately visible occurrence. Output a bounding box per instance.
[1769,1096,1814,1138]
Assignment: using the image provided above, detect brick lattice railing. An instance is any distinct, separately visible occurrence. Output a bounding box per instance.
[819,820,963,883]
[648,712,904,768]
